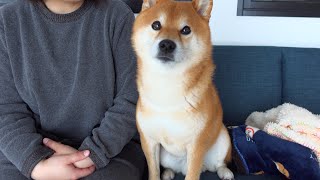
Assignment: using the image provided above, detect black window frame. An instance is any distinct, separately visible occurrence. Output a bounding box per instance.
[237,0,320,18]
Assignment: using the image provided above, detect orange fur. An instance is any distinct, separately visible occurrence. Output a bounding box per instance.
[132,1,233,180]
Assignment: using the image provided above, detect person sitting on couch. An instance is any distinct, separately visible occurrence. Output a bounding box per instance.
[0,0,145,179]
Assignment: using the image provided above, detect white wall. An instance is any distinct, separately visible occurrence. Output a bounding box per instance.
[210,0,320,48]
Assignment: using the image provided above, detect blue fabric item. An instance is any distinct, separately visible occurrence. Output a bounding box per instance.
[231,126,278,175]
[282,47,320,114]
[213,46,282,126]
[230,126,320,180]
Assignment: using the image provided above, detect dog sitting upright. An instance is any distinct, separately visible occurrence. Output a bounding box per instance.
[132,0,234,180]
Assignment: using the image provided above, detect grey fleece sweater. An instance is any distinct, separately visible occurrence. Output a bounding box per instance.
[0,0,138,178]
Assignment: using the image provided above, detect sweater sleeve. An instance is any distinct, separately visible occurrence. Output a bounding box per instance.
[78,11,138,169]
[0,17,54,178]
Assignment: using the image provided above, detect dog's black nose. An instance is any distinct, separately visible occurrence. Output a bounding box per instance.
[159,39,176,54]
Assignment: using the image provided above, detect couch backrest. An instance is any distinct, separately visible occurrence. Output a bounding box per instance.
[213,46,320,126]
[281,47,320,115]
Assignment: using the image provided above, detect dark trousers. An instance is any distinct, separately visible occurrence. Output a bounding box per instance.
[0,141,146,180]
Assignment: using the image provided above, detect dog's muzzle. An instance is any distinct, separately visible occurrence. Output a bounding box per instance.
[157,39,176,62]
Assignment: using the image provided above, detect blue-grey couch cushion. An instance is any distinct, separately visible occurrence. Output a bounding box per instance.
[282,47,320,114]
[213,46,282,126]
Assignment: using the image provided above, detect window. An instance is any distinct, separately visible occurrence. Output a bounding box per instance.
[237,0,320,17]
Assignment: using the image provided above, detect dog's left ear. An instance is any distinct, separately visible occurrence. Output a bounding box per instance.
[142,0,167,11]
[192,0,213,21]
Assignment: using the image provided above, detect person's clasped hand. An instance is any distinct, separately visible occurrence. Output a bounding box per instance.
[31,138,95,180]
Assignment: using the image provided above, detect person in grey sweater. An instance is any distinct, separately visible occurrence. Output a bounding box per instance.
[0,0,145,179]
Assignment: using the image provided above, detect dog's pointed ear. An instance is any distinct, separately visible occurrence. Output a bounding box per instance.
[192,0,213,21]
[141,0,160,11]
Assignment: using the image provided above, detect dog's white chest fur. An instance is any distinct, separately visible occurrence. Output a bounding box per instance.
[137,70,207,156]
[138,110,206,156]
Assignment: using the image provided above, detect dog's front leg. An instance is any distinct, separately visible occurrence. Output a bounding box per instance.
[184,143,206,180]
[140,132,161,180]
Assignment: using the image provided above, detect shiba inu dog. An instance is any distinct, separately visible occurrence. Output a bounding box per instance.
[132,0,234,180]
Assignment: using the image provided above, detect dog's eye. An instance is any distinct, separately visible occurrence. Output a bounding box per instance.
[152,21,161,31]
[181,26,191,35]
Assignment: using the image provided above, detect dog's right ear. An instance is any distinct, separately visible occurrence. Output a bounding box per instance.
[141,0,162,11]
[192,0,213,21]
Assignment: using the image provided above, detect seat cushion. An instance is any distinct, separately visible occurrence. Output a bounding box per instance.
[143,167,284,180]
[173,172,283,180]
[282,47,320,114]
[213,46,282,126]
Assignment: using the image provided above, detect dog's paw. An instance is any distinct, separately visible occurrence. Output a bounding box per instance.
[161,168,175,180]
[217,167,234,180]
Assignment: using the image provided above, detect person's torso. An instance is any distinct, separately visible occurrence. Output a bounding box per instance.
[0,0,132,143]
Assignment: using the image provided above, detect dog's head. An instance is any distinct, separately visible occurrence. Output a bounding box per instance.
[132,0,213,72]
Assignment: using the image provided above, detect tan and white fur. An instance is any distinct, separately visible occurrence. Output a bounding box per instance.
[132,0,234,180]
